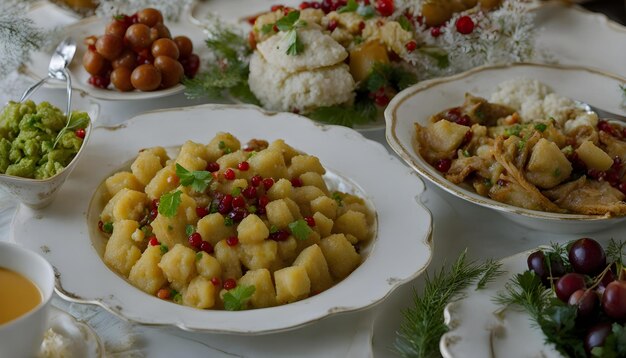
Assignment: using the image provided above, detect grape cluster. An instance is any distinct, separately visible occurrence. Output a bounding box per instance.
[527,238,626,354]
[82,8,199,92]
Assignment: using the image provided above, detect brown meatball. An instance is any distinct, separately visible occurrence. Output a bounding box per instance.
[131,64,162,91]
[111,67,134,92]
[95,34,123,61]
[105,20,128,39]
[151,38,179,59]
[111,49,137,69]
[173,36,193,59]
[82,50,107,75]
[137,8,163,27]
[125,24,153,49]
[154,56,183,88]
[152,23,171,39]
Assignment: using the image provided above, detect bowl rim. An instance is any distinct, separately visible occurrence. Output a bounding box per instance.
[385,62,626,222]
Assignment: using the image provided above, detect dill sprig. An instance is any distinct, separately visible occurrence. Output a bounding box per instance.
[0,1,46,79]
[394,251,503,358]
[493,270,549,319]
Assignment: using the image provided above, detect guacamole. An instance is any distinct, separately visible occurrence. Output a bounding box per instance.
[0,100,90,179]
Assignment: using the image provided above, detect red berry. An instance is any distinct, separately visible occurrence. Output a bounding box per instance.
[405,40,417,52]
[304,216,316,227]
[456,115,471,126]
[375,0,394,17]
[237,161,250,171]
[250,175,262,187]
[242,186,257,199]
[232,196,246,208]
[435,159,452,172]
[210,277,221,286]
[223,278,237,290]
[188,232,202,248]
[88,75,110,89]
[271,4,284,11]
[259,195,269,208]
[430,26,442,38]
[200,241,213,254]
[148,236,159,246]
[619,182,626,195]
[196,206,209,218]
[311,1,321,9]
[358,21,366,32]
[374,94,390,107]
[218,194,233,214]
[455,16,475,35]
[263,177,274,190]
[269,230,290,241]
[149,208,158,221]
[299,2,311,9]
[226,236,239,246]
[327,19,338,32]
[291,177,303,187]
[206,162,220,172]
[602,281,626,320]
[75,128,86,139]
[224,168,236,180]
[181,54,200,78]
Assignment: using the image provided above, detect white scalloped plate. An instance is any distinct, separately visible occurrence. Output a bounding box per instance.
[11,104,432,334]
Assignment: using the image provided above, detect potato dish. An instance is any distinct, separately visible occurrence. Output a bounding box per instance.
[98,133,374,310]
[415,78,626,216]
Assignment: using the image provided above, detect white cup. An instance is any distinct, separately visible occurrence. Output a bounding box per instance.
[0,242,55,358]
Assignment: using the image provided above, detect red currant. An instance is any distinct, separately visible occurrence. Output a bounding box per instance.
[223,278,237,290]
[200,241,213,254]
[148,236,159,246]
[304,216,316,227]
[75,128,86,139]
[455,16,475,35]
[291,177,303,187]
[206,162,220,172]
[435,159,452,172]
[224,168,236,180]
[263,178,274,190]
[188,232,202,248]
[226,236,239,246]
[405,40,417,52]
[237,161,250,171]
[196,206,209,218]
[375,0,394,17]
[250,175,262,187]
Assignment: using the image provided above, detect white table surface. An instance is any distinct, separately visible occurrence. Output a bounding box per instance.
[3,2,626,357]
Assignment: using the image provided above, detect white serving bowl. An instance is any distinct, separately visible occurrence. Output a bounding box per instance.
[385,63,626,234]
[0,242,55,358]
[0,90,99,209]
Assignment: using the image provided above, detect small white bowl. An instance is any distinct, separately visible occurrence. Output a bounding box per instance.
[0,242,55,358]
[385,63,626,234]
[0,90,99,209]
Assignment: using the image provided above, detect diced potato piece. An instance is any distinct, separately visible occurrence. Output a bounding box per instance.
[100,188,147,223]
[266,199,295,229]
[238,241,278,270]
[313,212,333,238]
[143,146,168,166]
[131,150,164,186]
[288,155,325,178]
[196,213,236,246]
[196,252,222,280]
[237,214,269,244]
[144,165,178,200]
[425,120,470,153]
[292,186,325,217]
[216,178,248,196]
[295,230,321,255]
[182,276,216,309]
[293,245,333,293]
[576,140,614,171]
[349,41,389,82]
[158,244,197,291]
[526,138,573,189]
[238,268,276,308]
[319,234,361,280]
[104,220,142,276]
[216,151,247,172]
[266,178,293,201]
[333,210,370,242]
[207,132,241,162]
[310,196,338,220]
[345,234,358,244]
[268,139,300,165]
[176,140,211,171]
[249,149,288,179]
[128,245,167,295]
[105,172,144,198]
[274,266,311,304]
[300,172,329,194]
[214,240,242,280]
[277,236,298,264]
[283,197,302,219]
[151,192,198,248]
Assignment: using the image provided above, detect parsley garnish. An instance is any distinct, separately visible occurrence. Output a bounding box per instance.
[288,219,312,241]
[158,190,182,217]
[331,192,343,207]
[592,323,626,357]
[141,225,152,237]
[176,164,213,192]
[338,0,358,13]
[218,141,232,154]
[185,224,195,237]
[284,27,303,56]
[269,225,279,234]
[338,0,375,18]
[160,244,169,254]
[261,23,275,34]
[308,95,377,128]
[231,187,242,196]
[53,112,90,149]
[418,46,449,69]
[365,63,418,93]
[534,123,548,132]
[224,217,234,226]
[275,11,306,56]
[172,290,182,303]
[223,284,256,311]
[397,16,414,32]
[102,221,114,234]
[196,252,203,261]
[247,205,257,214]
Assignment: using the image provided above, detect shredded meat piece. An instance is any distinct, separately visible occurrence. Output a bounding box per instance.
[489,178,556,211]
[463,94,515,126]
[599,131,626,163]
[492,136,565,213]
[543,176,626,216]
[569,125,599,147]
[245,139,269,151]
[445,156,489,184]
[414,124,456,163]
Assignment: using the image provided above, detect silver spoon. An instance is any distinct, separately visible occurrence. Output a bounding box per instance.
[575,100,626,123]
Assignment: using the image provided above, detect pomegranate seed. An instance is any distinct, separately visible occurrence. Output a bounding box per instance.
[327,19,338,32]
[223,278,237,290]
[358,21,365,32]
[271,4,284,11]
[291,177,303,187]
[304,216,316,227]
[151,199,159,209]
[259,195,269,208]
[149,208,158,221]
[455,16,475,35]
[210,277,221,286]
[166,175,179,186]
[416,15,423,25]
[618,182,626,195]
[74,128,86,139]
[226,236,239,246]
[206,162,220,172]
[375,0,394,17]
[98,220,104,231]
[232,196,246,208]
[431,26,442,37]
[224,168,236,180]
[462,130,473,145]
[612,157,622,169]
[88,75,110,89]
[256,206,266,215]
[598,120,614,134]
[188,232,201,247]
[405,40,417,52]
[263,178,274,190]
[157,288,170,299]
[435,159,452,172]
[149,236,159,246]
[606,171,620,185]
[237,161,250,171]
[250,175,262,187]
[299,1,311,9]
[228,207,247,222]
[242,186,257,199]
[273,24,279,32]
[219,194,233,214]
[200,241,213,254]
[196,206,209,218]
[269,230,290,241]
[456,115,471,126]
[311,1,321,9]
[374,94,390,107]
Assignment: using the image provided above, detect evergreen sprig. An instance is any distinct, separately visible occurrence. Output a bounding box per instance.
[0,1,46,79]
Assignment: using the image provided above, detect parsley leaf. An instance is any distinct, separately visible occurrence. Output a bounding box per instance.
[419,46,450,69]
[534,123,547,132]
[338,0,358,13]
[261,23,275,34]
[176,164,213,192]
[160,244,169,254]
[158,190,182,217]
[397,16,414,32]
[284,29,303,56]
[102,221,114,234]
[288,219,312,241]
[185,224,195,237]
[308,95,377,128]
[332,192,344,207]
[276,10,300,31]
[357,5,376,19]
[223,284,256,311]
[196,252,203,261]
[364,63,418,93]
[224,217,234,227]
